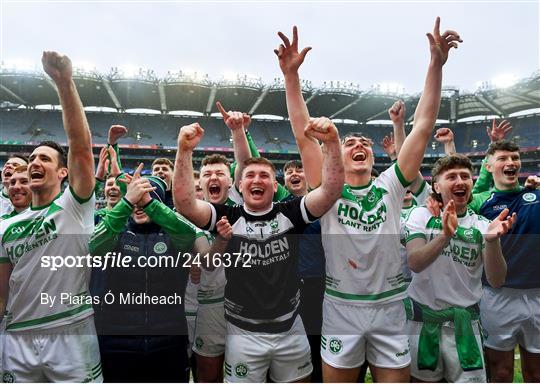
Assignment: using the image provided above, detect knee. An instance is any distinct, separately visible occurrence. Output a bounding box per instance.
[489,364,514,382]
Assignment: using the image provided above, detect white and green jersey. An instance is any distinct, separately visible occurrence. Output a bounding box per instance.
[412,180,432,206]
[1,190,13,218]
[0,187,95,331]
[404,207,490,310]
[321,163,410,305]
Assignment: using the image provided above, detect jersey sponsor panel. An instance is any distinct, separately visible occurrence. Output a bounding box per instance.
[321,164,409,305]
[405,206,489,310]
[1,187,95,331]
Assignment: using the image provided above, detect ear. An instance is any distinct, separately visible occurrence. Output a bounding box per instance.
[239,178,245,195]
[273,179,278,193]
[58,167,68,180]
[485,160,493,174]
[433,181,441,194]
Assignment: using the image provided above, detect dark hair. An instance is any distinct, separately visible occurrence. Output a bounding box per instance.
[201,154,230,168]
[8,153,29,164]
[430,154,473,203]
[36,141,67,168]
[341,132,373,146]
[370,168,380,178]
[152,157,174,169]
[486,140,520,157]
[243,157,276,175]
[283,160,303,172]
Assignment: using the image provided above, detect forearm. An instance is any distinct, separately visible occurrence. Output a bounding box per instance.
[231,129,251,187]
[472,157,493,194]
[306,140,344,217]
[173,149,209,227]
[89,198,131,254]
[444,140,456,155]
[284,73,323,188]
[483,240,507,288]
[108,143,123,173]
[407,234,451,272]
[145,200,196,248]
[397,62,442,182]
[392,121,406,155]
[57,80,95,196]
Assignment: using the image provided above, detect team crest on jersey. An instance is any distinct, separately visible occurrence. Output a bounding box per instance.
[153,241,167,254]
[329,338,343,354]
[463,228,475,242]
[523,192,537,203]
[2,371,15,383]
[234,363,249,378]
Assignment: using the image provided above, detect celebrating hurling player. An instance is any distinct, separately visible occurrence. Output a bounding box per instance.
[0,52,100,382]
[405,154,515,382]
[276,19,461,381]
[173,116,344,382]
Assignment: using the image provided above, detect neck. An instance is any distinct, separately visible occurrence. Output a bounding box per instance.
[403,201,414,208]
[345,170,371,187]
[291,189,307,197]
[14,206,28,213]
[494,180,520,191]
[32,185,61,208]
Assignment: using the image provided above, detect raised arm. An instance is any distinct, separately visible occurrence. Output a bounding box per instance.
[42,51,95,199]
[173,123,213,228]
[275,26,323,188]
[304,117,344,217]
[388,100,407,155]
[216,102,251,189]
[434,127,456,155]
[397,18,462,183]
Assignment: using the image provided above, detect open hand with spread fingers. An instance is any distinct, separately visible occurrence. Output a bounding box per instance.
[484,208,517,243]
[486,119,513,143]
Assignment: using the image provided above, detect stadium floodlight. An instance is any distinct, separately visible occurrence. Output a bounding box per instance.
[370,82,405,95]
[491,73,518,88]
[219,71,263,88]
[321,80,360,93]
[222,71,238,82]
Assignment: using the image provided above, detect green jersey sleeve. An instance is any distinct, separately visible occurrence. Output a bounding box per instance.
[89,198,132,255]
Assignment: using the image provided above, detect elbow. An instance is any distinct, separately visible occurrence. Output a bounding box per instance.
[407,255,424,274]
[487,274,506,289]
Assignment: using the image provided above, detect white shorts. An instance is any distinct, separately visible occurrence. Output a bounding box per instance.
[193,302,226,357]
[321,298,411,369]
[224,316,313,383]
[2,316,102,383]
[409,320,486,382]
[480,286,540,353]
[185,279,199,357]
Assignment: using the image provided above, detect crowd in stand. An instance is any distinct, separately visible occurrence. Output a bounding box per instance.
[1,18,540,383]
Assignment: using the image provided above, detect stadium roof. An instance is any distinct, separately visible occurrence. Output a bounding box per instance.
[1,67,538,123]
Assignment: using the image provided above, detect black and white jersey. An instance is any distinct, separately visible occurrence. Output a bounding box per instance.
[205,196,315,333]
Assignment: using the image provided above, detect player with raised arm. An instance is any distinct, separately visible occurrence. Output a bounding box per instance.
[173,116,344,383]
[405,154,515,382]
[275,19,462,382]
[0,51,100,382]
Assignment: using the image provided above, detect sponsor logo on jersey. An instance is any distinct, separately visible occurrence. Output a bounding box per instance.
[153,241,167,254]
[329,338,343,354]
[2,371,15,383]
[463,228,475,242]
[234,363,249,378]
[396,348,409,357]
[523,192,537,203]
[195,336,204,349]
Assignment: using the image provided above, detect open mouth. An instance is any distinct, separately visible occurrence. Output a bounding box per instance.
[107,190,119,198]
[30,170,44,180]
[134,208,145,216]
[452,189,467,198]
[208,183,221,197]
[290,177,301,186]
[503,168,517,177]
[250,187,264,197]
[3,170,13,178]
[352,152,366,162]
